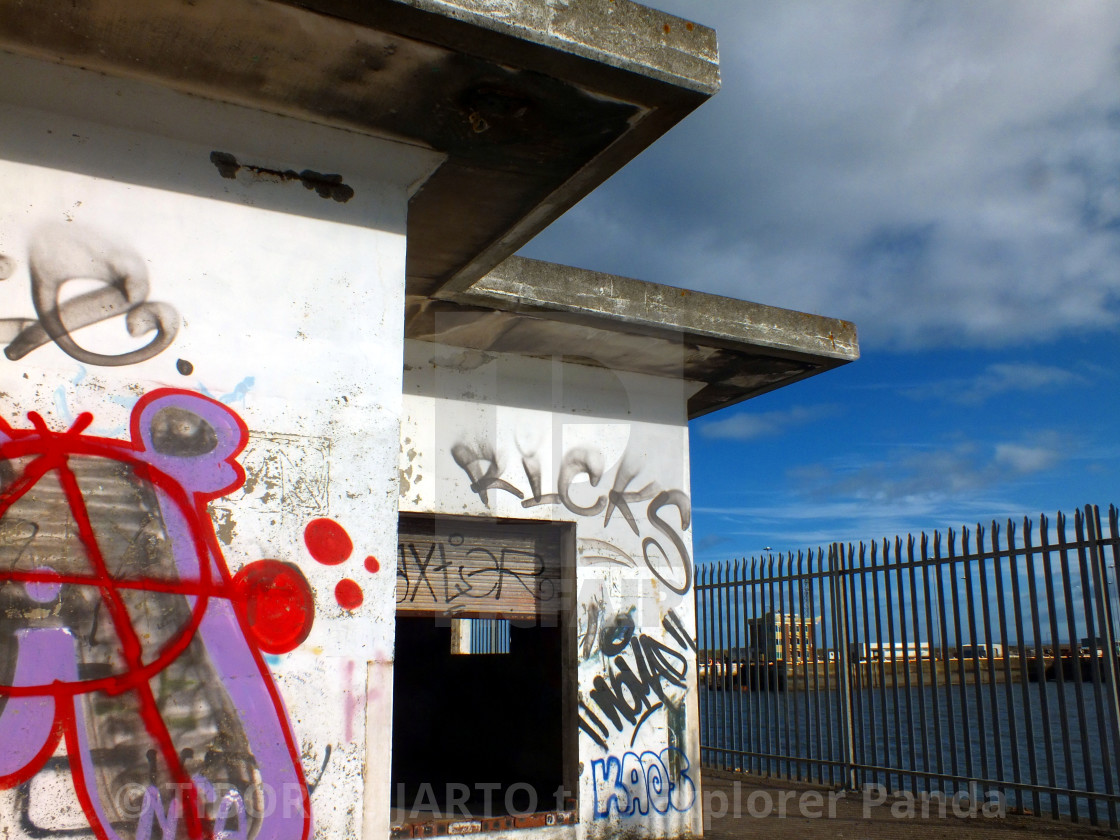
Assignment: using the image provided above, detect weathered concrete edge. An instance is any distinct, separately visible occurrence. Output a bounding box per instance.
[289,0,721,97]
[279,0,721,295]
[465,256,861,364]
[398,0,719,94]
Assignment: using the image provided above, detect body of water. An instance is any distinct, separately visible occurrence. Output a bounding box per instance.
[701,678,1120,825]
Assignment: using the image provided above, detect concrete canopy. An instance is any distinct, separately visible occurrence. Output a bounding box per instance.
[0,0,718,298]
[408,257,860,419]
[0,0,858,415]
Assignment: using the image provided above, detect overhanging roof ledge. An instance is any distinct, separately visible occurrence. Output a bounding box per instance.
[412,256,860,419]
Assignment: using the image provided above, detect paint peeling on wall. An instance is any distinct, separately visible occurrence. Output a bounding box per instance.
[208,152,355,203]
[227,433,331,523]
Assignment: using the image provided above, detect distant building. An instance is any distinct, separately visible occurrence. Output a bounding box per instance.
[850,641,932,661]
[1080,637,1120,655]
[959,644,1004,659]
[747,612,819,663]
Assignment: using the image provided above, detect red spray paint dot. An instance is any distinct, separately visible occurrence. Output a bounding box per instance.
[304,518,353,566]
[232,560,315,654]
[364,556,380,573]
[335,578,364,610]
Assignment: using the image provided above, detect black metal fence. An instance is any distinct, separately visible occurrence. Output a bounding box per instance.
[695,504,1120,827]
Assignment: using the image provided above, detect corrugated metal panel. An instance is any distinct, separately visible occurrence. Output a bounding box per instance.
[468,619,511,654]
[397,515,562,618]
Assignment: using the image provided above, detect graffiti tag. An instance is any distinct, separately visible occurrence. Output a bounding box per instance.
[578,610,697,749]
[0,224,180,366]
[397,539,556,607]
[450,442,692,594]
[0,390,310,840]
[590,747,696,819]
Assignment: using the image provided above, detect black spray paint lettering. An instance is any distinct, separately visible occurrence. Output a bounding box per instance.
[602,456,658,536]
[580,600,602,661]
[522,448,659,530]
[552,448,605,515]
[0,224,180,366]
[451,442,691,594]
[396,539,555,606]
[643,490,692,596]
[518,444,543,502]
[451,442,524,504]
[398,540,452,605]
[578,610,697,749]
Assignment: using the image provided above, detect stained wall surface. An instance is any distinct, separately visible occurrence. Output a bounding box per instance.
[401,339,704,840]
[0,53,441,840]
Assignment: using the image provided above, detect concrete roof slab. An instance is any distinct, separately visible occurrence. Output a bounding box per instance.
[0,0,718,297]
[408,257,860,418]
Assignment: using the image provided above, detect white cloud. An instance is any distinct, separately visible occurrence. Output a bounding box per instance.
[994,443,1061,474]
[693,494,1034,558]
[907,362,1086,403]
[522,0,1120,349]
[791,433,1068,504]
[698,404,826,440]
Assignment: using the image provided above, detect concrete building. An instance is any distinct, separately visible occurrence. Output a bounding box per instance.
[849,641,933,662]
[0,3,857,840]
[958,644,1005,660]
[746,613,819,664]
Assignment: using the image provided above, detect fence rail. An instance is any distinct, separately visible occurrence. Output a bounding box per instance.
[695,504,1120,827]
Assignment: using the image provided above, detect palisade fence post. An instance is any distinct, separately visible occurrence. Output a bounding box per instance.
[1086,504,1120,828]
[831,542,857,790]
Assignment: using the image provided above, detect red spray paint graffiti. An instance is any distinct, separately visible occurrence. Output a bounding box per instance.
[232,559,315,654]
[303,517,378,611]
[303,518,353,566]
[0,389,312,840]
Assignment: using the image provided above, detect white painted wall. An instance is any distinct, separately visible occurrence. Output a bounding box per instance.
[0,52,440,840]
[401,339,703,840]
[0,44,704,840]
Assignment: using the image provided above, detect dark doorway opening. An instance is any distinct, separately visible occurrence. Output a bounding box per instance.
[391,616,565,819]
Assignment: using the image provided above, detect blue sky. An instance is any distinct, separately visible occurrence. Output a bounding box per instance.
[520,1,1120,562]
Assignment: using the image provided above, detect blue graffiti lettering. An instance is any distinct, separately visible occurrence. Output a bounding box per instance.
[590,747,695,819]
